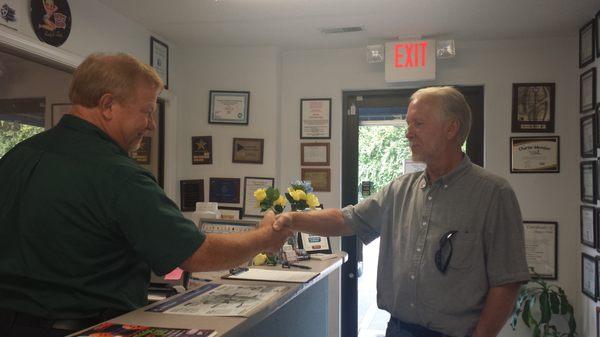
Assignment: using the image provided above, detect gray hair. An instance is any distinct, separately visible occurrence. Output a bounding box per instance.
[410,86,472,144]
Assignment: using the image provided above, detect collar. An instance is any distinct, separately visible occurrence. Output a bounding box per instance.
[57,114,128,156]
[419,154,472,189]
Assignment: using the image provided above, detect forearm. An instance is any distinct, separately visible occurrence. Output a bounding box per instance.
[289,208,353,236]
[471,283,521,337]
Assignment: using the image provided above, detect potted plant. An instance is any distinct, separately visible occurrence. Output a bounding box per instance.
[511,274,577,337]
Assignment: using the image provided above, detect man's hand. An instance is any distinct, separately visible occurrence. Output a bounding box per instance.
[273,212,293,231]
[256,211,292,252]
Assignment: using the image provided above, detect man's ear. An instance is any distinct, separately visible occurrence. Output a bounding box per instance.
[446,119,460,141]
[98,93,115,120]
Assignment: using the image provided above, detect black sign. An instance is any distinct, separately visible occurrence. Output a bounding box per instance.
[30,0,71,47]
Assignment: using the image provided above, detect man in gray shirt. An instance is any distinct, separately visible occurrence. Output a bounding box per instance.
[273,86,529,337]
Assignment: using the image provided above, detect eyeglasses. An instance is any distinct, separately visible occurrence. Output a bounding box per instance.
[434,230,458,274]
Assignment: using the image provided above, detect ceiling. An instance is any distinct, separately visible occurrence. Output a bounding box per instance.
[98,0,599,50]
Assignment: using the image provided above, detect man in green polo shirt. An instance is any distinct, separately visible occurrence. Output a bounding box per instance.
[0,53,291,337]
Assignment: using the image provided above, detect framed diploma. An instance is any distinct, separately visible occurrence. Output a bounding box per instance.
[523,221,557,280]
[209,178,241,204]
[580,18,596,68]
[301,142,330,166]
[300,98,332,139]
[179,179,204,212]
[511,83,555,133]
[208,91,250,125]
[582,161,598,203]
[51,103,71,127]
[581,206,597,248]
[232,138,264,164]
[582,253,598,300]
[581,115,597,157]
[581,67,597,114]
[509,136,559,173]
[150,37,169,89]
[301,168,331,192]
[242,177,275,218]
[298,232,332,254]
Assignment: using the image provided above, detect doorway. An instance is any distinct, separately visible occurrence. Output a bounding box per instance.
[341,86,484,337]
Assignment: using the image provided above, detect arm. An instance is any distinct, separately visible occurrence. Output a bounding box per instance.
[471,282,521,337]
[272,208,354,236]
[179,212,292,272]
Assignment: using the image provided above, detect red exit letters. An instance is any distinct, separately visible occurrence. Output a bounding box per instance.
[394,41,428,68]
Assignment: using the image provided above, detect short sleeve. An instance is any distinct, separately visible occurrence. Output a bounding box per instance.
[484,184,530,286]
[342,182,394,245]
[113,171,205,275]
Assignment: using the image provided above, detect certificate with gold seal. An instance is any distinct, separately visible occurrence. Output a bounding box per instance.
[510,136,559,173]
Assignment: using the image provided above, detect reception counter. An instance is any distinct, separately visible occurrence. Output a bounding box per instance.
[69,252,347,337]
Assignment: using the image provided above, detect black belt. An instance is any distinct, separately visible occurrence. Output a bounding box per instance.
[390,317,455,337]
[0,309,108,332]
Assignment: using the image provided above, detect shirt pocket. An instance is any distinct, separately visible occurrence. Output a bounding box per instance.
[447,231,477,271]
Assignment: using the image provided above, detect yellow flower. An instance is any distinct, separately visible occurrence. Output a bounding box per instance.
[290,189,307,201]
[254,188,267,202]
[306,193,320,208]
[274,195,287,207]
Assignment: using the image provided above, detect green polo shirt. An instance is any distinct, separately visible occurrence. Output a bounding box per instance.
[0,115,205,319]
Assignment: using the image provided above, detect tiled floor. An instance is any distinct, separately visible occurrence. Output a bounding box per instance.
[357,238,389,337]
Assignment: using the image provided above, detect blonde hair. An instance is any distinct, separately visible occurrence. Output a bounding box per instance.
[69,52,163,108]
[410,86,472,144]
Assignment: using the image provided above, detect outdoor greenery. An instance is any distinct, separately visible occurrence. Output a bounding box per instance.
[0,120,44,158]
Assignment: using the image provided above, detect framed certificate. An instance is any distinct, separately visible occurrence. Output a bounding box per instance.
[580,18,596,68]
[208,91,250,125]
[209,178,241,204]
[523,221,557,280]
[301,168,331,192]
[242,177,275,218]
[581,115,597,157]
[232,138,264,164]
[581,67,597,114]
[51,103,71,127]
[511,83,555,133]
[582,253,598,300]
[301,142,330,166]
[150,37,169,89]
[581,206,597,248]
[581,161,597,203]
[300,98,331,139]
[509,136,559,173]
[297,232,332,254]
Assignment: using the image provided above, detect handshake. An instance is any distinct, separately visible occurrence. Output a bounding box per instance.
[255,211,295,253]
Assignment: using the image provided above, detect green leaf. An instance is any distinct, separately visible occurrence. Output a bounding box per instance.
[521,299,531,327]
[559,293,568,315]
[539,292,551,323]
[549,292,560,314]
[532,325,540,337]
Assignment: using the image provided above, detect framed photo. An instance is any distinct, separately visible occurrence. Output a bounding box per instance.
[511,83,555,133]
[242,177,275,218]
[180,179,204,212]
[232,138,264,164]
[209,178,241,204]
[581,67,597,113]
[582,206,597,248]
[523,221,557,280]
[583,253,598,300]
[51,103,71,126]
[150,37,169,89]
[509,136,559,173]
[301,168,331,192]
[297,232,332,254]
[301,143,330,166]
[582,115,597,157]
[208,90,250,125]
[218,206,242,220]
[580,18,596,68]
[300,98,332,139]
[582,161,598,203]
[192,136,212,165]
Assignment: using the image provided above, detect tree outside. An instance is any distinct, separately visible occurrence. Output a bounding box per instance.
[0,120,45,158]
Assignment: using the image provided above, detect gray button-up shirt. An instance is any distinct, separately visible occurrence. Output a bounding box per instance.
[342,156,530,337]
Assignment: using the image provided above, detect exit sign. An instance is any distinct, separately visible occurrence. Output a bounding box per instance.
[385,39,436,82]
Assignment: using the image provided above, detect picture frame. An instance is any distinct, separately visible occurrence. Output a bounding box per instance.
[232,138,264,164]
[301,142,330,166]
[131,137,152,165]
[581,67,597,114]
[208,90,250,125]
[509,136,559,173]
[580,18,596,68]
[300,98,332,139]
[511,83,555,133]
[209,178,241,204]
[582,161,598,203]
[242,177,275,218]
[192,136,212,165]
[179,179,204,212]
[583,253,598,300]
[523,221,557,280]
[597,10,600,59]
[582,114,597,158]
[150,37,169,89]
[297,232,332,254]
[51,103,71,127]
[301,168,331,192]
[581,205,597,248]
[218,206,242,220]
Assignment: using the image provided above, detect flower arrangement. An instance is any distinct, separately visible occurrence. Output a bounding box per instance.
[254,180,320,214]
